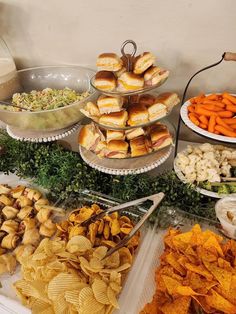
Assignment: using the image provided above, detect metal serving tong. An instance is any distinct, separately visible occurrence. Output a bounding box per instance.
[81,192,165,258]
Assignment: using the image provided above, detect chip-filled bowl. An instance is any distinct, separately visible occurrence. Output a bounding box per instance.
[0,66,97,132]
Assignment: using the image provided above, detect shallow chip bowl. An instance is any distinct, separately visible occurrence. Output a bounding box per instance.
[0,66,97,132]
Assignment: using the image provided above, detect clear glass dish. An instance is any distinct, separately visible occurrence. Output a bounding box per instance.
[0,66,97,132]
[90,75,168,97]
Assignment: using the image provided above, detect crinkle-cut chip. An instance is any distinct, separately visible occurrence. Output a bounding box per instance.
[104,251,120,268]
[88,223,98,245]
[47,260,67,271]
[92,279,110,305]
[65,289,86,307]
[205,289,236,314]
[161,296,191,314]
[203,235,224,257]
[53,293,69,314]
[31,298,54,314]
[48,273,84,300]
[101,263,131,274]
[14,244,35,263]
[101,240,116,248]
[90,257,103,270]
[118,247,133,265]
[32,252,48,261]
[185,263,213,281]
[79,287,94,308]
[66,235,92,253]
[110,219,120,236]
[203,260,232,291]
[93,246,108,260]
[104,304,114,314]
[80,256,102,274]
[56,251,79,261]
[109,282,122,293]
[0,253,16,274]
[103,222,110,240]
[110,271,121,285]
[14,280,48,302]
[82,295,105,314]
[165,252,186,275]
[107,286,119,309]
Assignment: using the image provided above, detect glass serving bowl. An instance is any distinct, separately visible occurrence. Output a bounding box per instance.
[0,66,97,132]
[90,75,168,97]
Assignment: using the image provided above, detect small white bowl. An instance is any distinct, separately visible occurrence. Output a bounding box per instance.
[215,196,236,239]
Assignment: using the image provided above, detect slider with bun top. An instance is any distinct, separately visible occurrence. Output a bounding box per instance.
[105,140,128,158]
[147,102,167,121]
[99,110,128,127]
[94,141,107,158]
[97,95,123,114]
[117,72,144,91]
[155,92,180,110]
[80,102,101,120]
[130,135,149,157]
[144,66,169,86]
[106,129,125,142]
[78,123,105,151]
[150,124,172,151]
[94,71,117,91]
[125,127,145,140]
[133,52,155,74]
[138,94,156,106]
[128,104,149,126]
[96,53,123,72]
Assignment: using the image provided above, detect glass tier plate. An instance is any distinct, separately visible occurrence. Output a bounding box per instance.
[90,75,168,97]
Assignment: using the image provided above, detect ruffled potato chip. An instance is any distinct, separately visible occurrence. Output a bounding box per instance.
[92,279,110,305]
[66,235,92,253]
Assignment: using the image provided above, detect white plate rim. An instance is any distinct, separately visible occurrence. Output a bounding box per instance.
[180,95,236,143]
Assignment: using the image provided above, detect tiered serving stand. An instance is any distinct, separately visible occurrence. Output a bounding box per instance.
[79,40,177,175]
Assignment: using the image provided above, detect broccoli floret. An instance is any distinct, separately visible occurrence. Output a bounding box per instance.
[217,184,230,195]
[200,181,212,191]
[229,185,236,193]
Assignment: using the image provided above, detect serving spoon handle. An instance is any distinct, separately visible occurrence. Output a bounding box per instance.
[0,100,32,111]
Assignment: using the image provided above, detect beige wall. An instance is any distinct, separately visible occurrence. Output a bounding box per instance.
[1,0,236,141]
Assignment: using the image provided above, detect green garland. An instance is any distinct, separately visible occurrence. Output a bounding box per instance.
[0,130,216,221]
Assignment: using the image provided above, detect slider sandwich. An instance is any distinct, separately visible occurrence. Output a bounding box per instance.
[117,72,144,91]
[105,140,128,159]
[94,141,107,158]
[125,127,145,140]
[97,95,123,114]
[106,130,125,142]
[96,53,123,72]
[146,101,167,121]
[155,92,180,110]
[144,66,169,86]
[150,125,172,151]
[78,123,105,151]
[99,110,128,127]
[127,104,149,126]
[130,135,150,157]
[133,52,155,74]
[94,71,117,91]
[80,102,101,120]
[138,94,156,106]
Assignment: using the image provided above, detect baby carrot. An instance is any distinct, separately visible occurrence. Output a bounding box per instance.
[223,93,236,105]
[230,124,236,129]
[217,111,234,118]
[200,104,222,112]
[226,104,236,113]
[214,130,220,134]
[202,100,225,108]
[189,113,200,126]
[188,105,195,113]
[190,98,196,104]
[222,118,236,125]
[222,98,234,106]
[195,107,217,117]
[199,115,209,125]
[205,94,218,100]
[208,115,216,133]
[215,125,236,137]
[216,116,234,131]
[199,123,207,129]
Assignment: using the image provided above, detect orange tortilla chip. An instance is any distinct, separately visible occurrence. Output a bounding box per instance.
[165,252,186,275]
[205,289,236,314]
[176,286,201,296]
[185,272,217,294]
[161,275,182,294]
[196,246,218,263]
[185,263,213,281]
[203,235,224,257]
[161,296,191,314]
[192,296,216,313]
[204,260,232,291]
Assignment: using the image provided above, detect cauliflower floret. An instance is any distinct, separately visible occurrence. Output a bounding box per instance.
[186,145,193,154]
[196,171,208,182]
[221,161,231,177]
[193,147,203,155]
[207,169,221,183]
[221,150,233,160]
[231,151,236,159]
[175,154,190,171]
[199,143,214,153]
[185,172,197,183]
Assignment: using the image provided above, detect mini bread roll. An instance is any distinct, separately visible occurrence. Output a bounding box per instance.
[155,92,180,110]
[2,206,19,219]
[96,53,123,72]
[130,136,149,157]
[34,198,50,211]
[94,141,107,158]
[106,140,128,159]
[133,52,155,74]
[106,130,125,141]
[0,195,13,206]
[147,103,167,121]
[16,196,33,208]
[78,123,105,151]
[138,94,156,106]
[97,95,124,114]
[150,125,172,151]
[25,188,42,201]
[1,233,19,249]
[125,128,145,140]
[1,220,19,233]
[94,71,117,91]
[10,185,25,199]
[99,110,128,127]
[117,72,144,91]
[115,66,126,78]
[127,104,149,126]
[80,102,101,121]
[17,206,33,220]
[144,67,169,86]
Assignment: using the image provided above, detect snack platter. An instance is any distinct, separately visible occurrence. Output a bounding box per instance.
[180,93,236,143]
